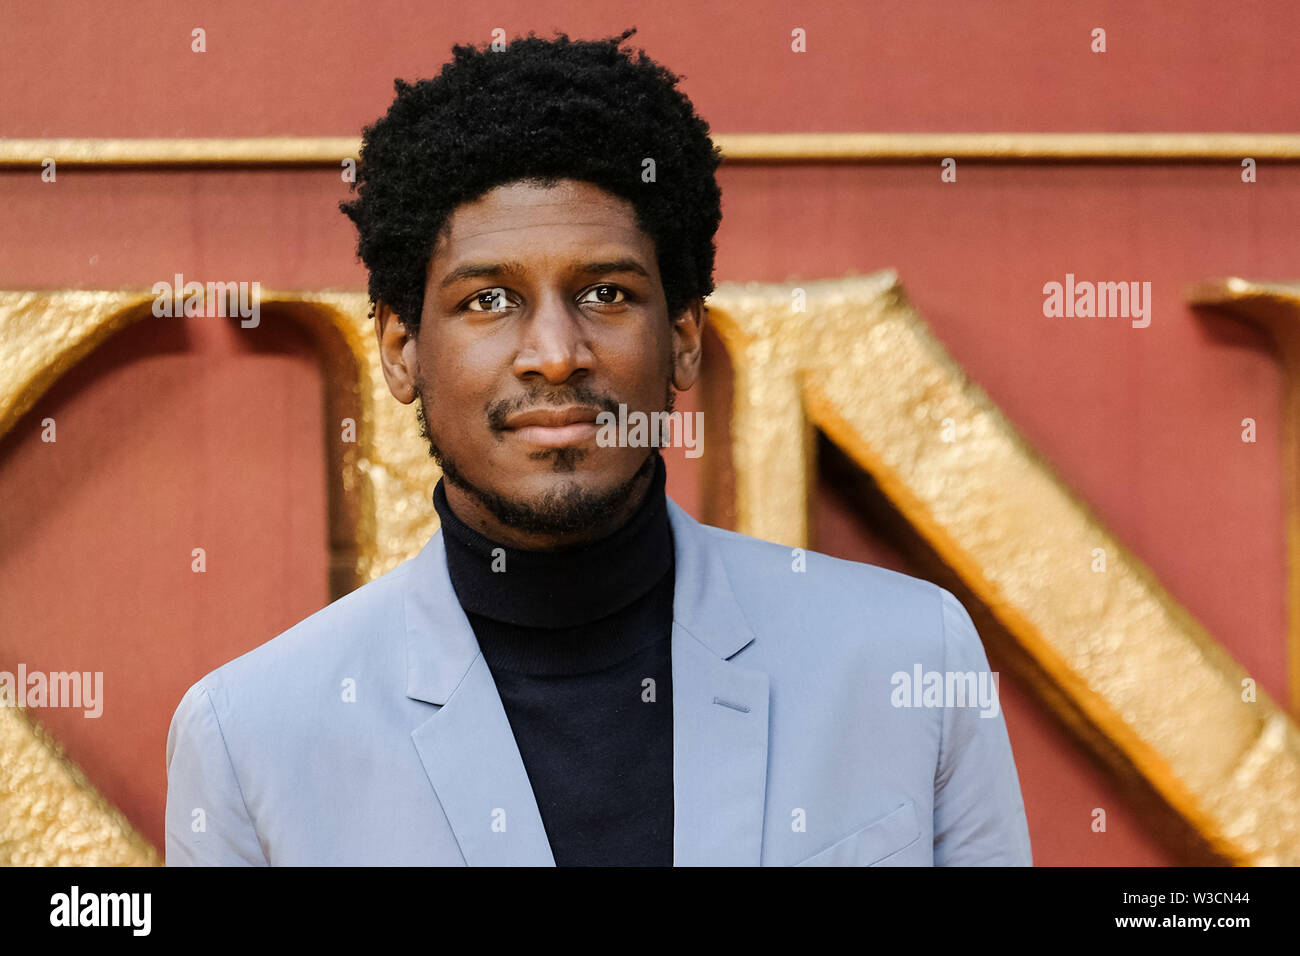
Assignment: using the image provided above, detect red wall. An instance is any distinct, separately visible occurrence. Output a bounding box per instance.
[0,318,331,851]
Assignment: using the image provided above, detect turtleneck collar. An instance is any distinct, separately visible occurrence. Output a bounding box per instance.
[430,453,674,629]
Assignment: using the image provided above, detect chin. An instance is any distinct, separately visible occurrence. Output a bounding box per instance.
[509,467,619,501]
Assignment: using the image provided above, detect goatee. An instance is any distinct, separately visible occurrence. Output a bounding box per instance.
[414,387,671,538]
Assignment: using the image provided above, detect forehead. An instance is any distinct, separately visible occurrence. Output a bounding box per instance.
[433,179,651,255]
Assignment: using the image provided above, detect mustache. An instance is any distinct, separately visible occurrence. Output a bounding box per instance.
[486,385,622,431]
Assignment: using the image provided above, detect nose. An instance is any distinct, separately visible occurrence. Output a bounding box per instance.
[512,292,595,383]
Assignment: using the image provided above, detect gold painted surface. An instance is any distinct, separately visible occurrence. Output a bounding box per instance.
[0,707,159,865]
[0,290,437,865]
[0,137,361,167]
[5,133,1300,167]
[1188,278,1300,718]
[0,290,157,437]
[706,272,1300,864]
[271,292,442,582]
[717,132,1300,162]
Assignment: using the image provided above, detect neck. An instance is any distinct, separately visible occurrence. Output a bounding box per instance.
[431,452,674,629]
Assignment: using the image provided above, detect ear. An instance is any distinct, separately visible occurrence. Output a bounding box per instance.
[375,301,419,404]
[669,298,706,391]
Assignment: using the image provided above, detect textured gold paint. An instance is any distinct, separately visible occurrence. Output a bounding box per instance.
[706,272,1300,865]
[273,292,442,582]
[0,137,361,167]
[1188,278,1300,720]
[7,134,1300,167]
[0,290,157,438]
[716,132,1300,162]
[0,706,159,866]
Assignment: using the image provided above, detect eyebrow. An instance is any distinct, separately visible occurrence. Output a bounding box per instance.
[438,257,651,290]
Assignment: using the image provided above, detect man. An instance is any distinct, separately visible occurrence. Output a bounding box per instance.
[165,28,1032,866]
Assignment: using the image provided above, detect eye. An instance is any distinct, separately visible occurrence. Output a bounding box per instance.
[580,284,628,306]
[464,287,512,312]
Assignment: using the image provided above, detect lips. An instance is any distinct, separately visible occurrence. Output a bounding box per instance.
[502,405,603,448]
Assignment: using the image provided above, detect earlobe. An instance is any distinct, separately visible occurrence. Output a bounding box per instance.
[671,299,705,391]
[375,301,418,405]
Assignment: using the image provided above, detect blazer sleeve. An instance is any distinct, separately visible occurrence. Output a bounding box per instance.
[164,681,269,866]
[932,588,1034,866]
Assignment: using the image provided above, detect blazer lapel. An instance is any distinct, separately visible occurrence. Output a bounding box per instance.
[666,499,771,866]
[403,533,555,866]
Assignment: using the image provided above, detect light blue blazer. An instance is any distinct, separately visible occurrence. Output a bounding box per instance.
[165,497,1033,866]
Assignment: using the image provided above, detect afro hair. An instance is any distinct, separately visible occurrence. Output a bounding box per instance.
[339,27,724,334]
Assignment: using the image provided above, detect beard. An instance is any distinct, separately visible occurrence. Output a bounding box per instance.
[415,379,675,539]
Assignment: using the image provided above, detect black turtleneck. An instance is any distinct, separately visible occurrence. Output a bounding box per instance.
[431,453,675,866]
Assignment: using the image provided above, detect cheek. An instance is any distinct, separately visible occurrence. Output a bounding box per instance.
[608,328,673,385]
[417,351,474,424]
[420,340,516,440]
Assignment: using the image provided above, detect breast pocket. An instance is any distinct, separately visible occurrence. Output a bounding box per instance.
[794,800,922,866]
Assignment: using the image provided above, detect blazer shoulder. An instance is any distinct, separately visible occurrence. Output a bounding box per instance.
[692,520,961,669]
[700,520,946,613]
[179,552,419,712]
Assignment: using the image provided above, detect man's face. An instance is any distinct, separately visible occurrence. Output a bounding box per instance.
[376,177,704,549]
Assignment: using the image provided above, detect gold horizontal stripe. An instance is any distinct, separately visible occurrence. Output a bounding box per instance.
[2,133,1300,167]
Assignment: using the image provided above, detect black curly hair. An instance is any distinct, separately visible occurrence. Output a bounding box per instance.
[339,27,723,334]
